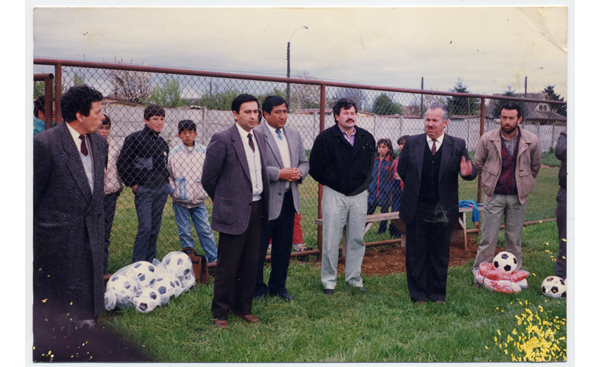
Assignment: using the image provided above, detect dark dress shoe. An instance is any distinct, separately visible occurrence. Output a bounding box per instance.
[273,292,294,302]
[214,320,228,329]
[254,293,267,300]
[323,289,334,295]
[356,286,367,294]
[237,314,260,324]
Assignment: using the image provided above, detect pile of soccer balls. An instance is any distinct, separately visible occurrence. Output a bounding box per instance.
[104,251,196,313]
[474,251,530,293]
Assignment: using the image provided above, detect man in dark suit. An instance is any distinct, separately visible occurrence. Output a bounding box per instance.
[397,102,477,304]
[253,96,309,302]
[201,94,270,328]
[33,85,107,335]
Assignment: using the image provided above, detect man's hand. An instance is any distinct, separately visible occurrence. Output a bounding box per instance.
[460,156,473,177]
[132,184,138,194]
[279,167,302,181]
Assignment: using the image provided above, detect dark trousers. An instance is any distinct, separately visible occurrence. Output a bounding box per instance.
[405,213,453,303]
[367,198,390,233]
[103,191,121,273]
[212,200,263,320]
[132,184,168,263]
[255,191,296,298]
[555,187,567,279]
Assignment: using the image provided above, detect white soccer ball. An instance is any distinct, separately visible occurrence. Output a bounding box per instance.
[104,290,117,311]
[162,251,193,279]
[129,261,157,289]
[152,276,178,306]
[493,251,518,274]
[171,277,184,298]
[180,272,195,292]
[541,276,566,298]
[133,287,161,313]
[106,273,138,307]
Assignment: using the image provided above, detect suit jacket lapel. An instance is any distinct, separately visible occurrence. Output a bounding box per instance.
[438,135,453,182]
[284,127,298,167]
[415,134,426,182]
[231,125,252,182]
[89,134,105,202]
[261,123,285,168]
[60,123,93,203]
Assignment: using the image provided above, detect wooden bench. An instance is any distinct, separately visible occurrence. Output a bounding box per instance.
[316,206,474,259]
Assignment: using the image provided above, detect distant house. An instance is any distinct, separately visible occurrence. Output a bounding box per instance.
[487,93,567,126]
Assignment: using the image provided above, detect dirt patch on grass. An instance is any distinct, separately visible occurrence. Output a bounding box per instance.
[338,233,481,277]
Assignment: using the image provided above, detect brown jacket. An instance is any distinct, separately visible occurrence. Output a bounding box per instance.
[474,125,541,205]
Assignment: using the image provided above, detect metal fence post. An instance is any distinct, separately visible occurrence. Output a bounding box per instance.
[54,63,63,125]
[477,97,486,205]
[316,83,326,262]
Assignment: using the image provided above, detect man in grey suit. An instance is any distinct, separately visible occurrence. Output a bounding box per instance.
[33,85,107,337]
[253,96,309,302]
[201,94,270,328]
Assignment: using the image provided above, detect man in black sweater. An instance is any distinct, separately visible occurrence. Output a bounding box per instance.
[117,104,170,263]
[309,98,376,295]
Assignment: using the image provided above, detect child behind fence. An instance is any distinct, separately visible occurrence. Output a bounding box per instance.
[167,120,218,263]
[389,135,407,238]
[367,138,396,234]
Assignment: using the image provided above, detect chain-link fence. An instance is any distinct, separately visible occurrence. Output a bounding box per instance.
[33,59,567,273]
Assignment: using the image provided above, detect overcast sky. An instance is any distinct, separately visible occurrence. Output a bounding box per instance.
[32,4,568,98]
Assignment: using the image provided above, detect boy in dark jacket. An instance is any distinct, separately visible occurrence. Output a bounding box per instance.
[117,104,170,263]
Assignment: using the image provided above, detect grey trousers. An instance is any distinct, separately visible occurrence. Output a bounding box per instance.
[321,186,367,289]
[473,193,527,272]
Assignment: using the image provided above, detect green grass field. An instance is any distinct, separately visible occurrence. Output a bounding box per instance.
[102,222,566,362]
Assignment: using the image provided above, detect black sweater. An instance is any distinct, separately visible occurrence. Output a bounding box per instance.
[117,125,169,188]
[309,124,376,196]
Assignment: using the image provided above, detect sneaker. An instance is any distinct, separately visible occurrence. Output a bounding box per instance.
[267,244,272,254]
[294,243,305,252]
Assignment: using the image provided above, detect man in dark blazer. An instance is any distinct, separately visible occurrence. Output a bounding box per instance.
[201,94,269,328]
[33,85,107,336]
[397,102,477,304]
[253,96,309,302]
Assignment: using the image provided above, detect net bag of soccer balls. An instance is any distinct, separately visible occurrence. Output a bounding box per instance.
[104,251,195,313]
[475,251,530,293]
[541,276,566,298]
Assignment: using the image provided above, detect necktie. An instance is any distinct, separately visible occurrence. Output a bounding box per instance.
[79,135,88,156]
[431,139,437,155]
[247,133,255,152]
[275,129,283,140]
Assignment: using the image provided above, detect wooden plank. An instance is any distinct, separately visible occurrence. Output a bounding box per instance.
[316,206,475,258]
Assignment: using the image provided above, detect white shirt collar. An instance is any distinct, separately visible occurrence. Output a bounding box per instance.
[66,121,84,149]
[427,132,445,145]
[236,122,254,140]
[265,122,281,135]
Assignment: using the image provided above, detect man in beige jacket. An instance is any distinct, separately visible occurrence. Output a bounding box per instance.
[472,101,541,285]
